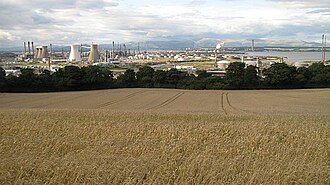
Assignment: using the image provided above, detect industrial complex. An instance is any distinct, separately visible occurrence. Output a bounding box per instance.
[0,35,328,78]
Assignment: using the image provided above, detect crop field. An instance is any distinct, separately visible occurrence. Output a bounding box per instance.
[0,89,329,184]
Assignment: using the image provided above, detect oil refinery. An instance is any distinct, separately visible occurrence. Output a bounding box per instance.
[0,36,328,78]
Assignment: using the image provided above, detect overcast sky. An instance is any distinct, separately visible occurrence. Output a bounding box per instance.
[0,0,329,47]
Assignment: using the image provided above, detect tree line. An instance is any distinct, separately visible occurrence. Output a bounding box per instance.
[0,62,330,92]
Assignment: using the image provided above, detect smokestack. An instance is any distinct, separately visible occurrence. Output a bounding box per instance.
[112,41,115,59]
[80,43,82,55]
[138,42,140,54]
[28,41,31,54]
[123,44,127,57]
[324,35,327,63]
[88,44,100,64]
[69,44,82,62]
[105,50,108,62]
[23,42,27,55]
[322,34,326,63]
[252,39,255,51]
[31,42,34,57]
[49,43,53,58]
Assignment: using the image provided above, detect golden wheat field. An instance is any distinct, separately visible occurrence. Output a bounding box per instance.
[0,89,330,184]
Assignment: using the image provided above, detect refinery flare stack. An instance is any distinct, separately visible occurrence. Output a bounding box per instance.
[69,44,82,62]
[88,44,100,64]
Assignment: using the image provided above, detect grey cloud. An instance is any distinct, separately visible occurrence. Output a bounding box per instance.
[269,0,330,8]
[77,0,119,10]
[31,15,55,25]
[307,9,330,14]
[0,0,329,48]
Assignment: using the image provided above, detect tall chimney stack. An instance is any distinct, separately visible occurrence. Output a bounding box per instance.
[123,44,127,57]
[23,42,27,55]
[322,35,326,63]
[138,42,140,54]
[31,42,34,57]
[112,41,115,59]
[28,41,31,54]
[50,44,53,57]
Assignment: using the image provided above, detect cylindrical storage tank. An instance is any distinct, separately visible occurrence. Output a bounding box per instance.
[244,61,257,66]
[69,44,82,62]
[218,63,226,70]
[41,46,48,58]
[88,44,100,64]
[217,61,230,70]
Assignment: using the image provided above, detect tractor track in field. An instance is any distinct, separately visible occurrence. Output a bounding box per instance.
[32,93,92,108]
[224,92,257,114]
[1,95,53,108]
[34,90,114,108]
[220,92,228,115]
[96,90,146,109]
[146,92,184,110]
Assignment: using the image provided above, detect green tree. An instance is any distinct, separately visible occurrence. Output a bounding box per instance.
[205,76,225,89]
[225,62,245,89]
[117,69,137,87]
[0,67,5,89]
[308,62,328,76]
[263,63,297,88]
[188,70,212,90]
[18,68,38,90]
[52,66,83,90]
[196,70,211,79]
[295,67,311,87]
[136,66,154,87]
[153,70,167,87]
[35,69,53,90]
[243,65,259,88]
[307,63,330,85]
[166,69,186,88]
[81,66,113,89]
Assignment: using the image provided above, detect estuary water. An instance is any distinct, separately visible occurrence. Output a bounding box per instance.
[246,51,330,62]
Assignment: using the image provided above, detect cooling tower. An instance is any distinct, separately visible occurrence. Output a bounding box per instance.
[40,46,48,58]
[69,44,82,62]
[35,47,42,58]
[88,44,100,63]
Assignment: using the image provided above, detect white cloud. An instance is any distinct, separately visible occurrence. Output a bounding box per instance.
[0,0,329,48]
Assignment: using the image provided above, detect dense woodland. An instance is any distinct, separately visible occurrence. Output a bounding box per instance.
[1,62,330,92]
